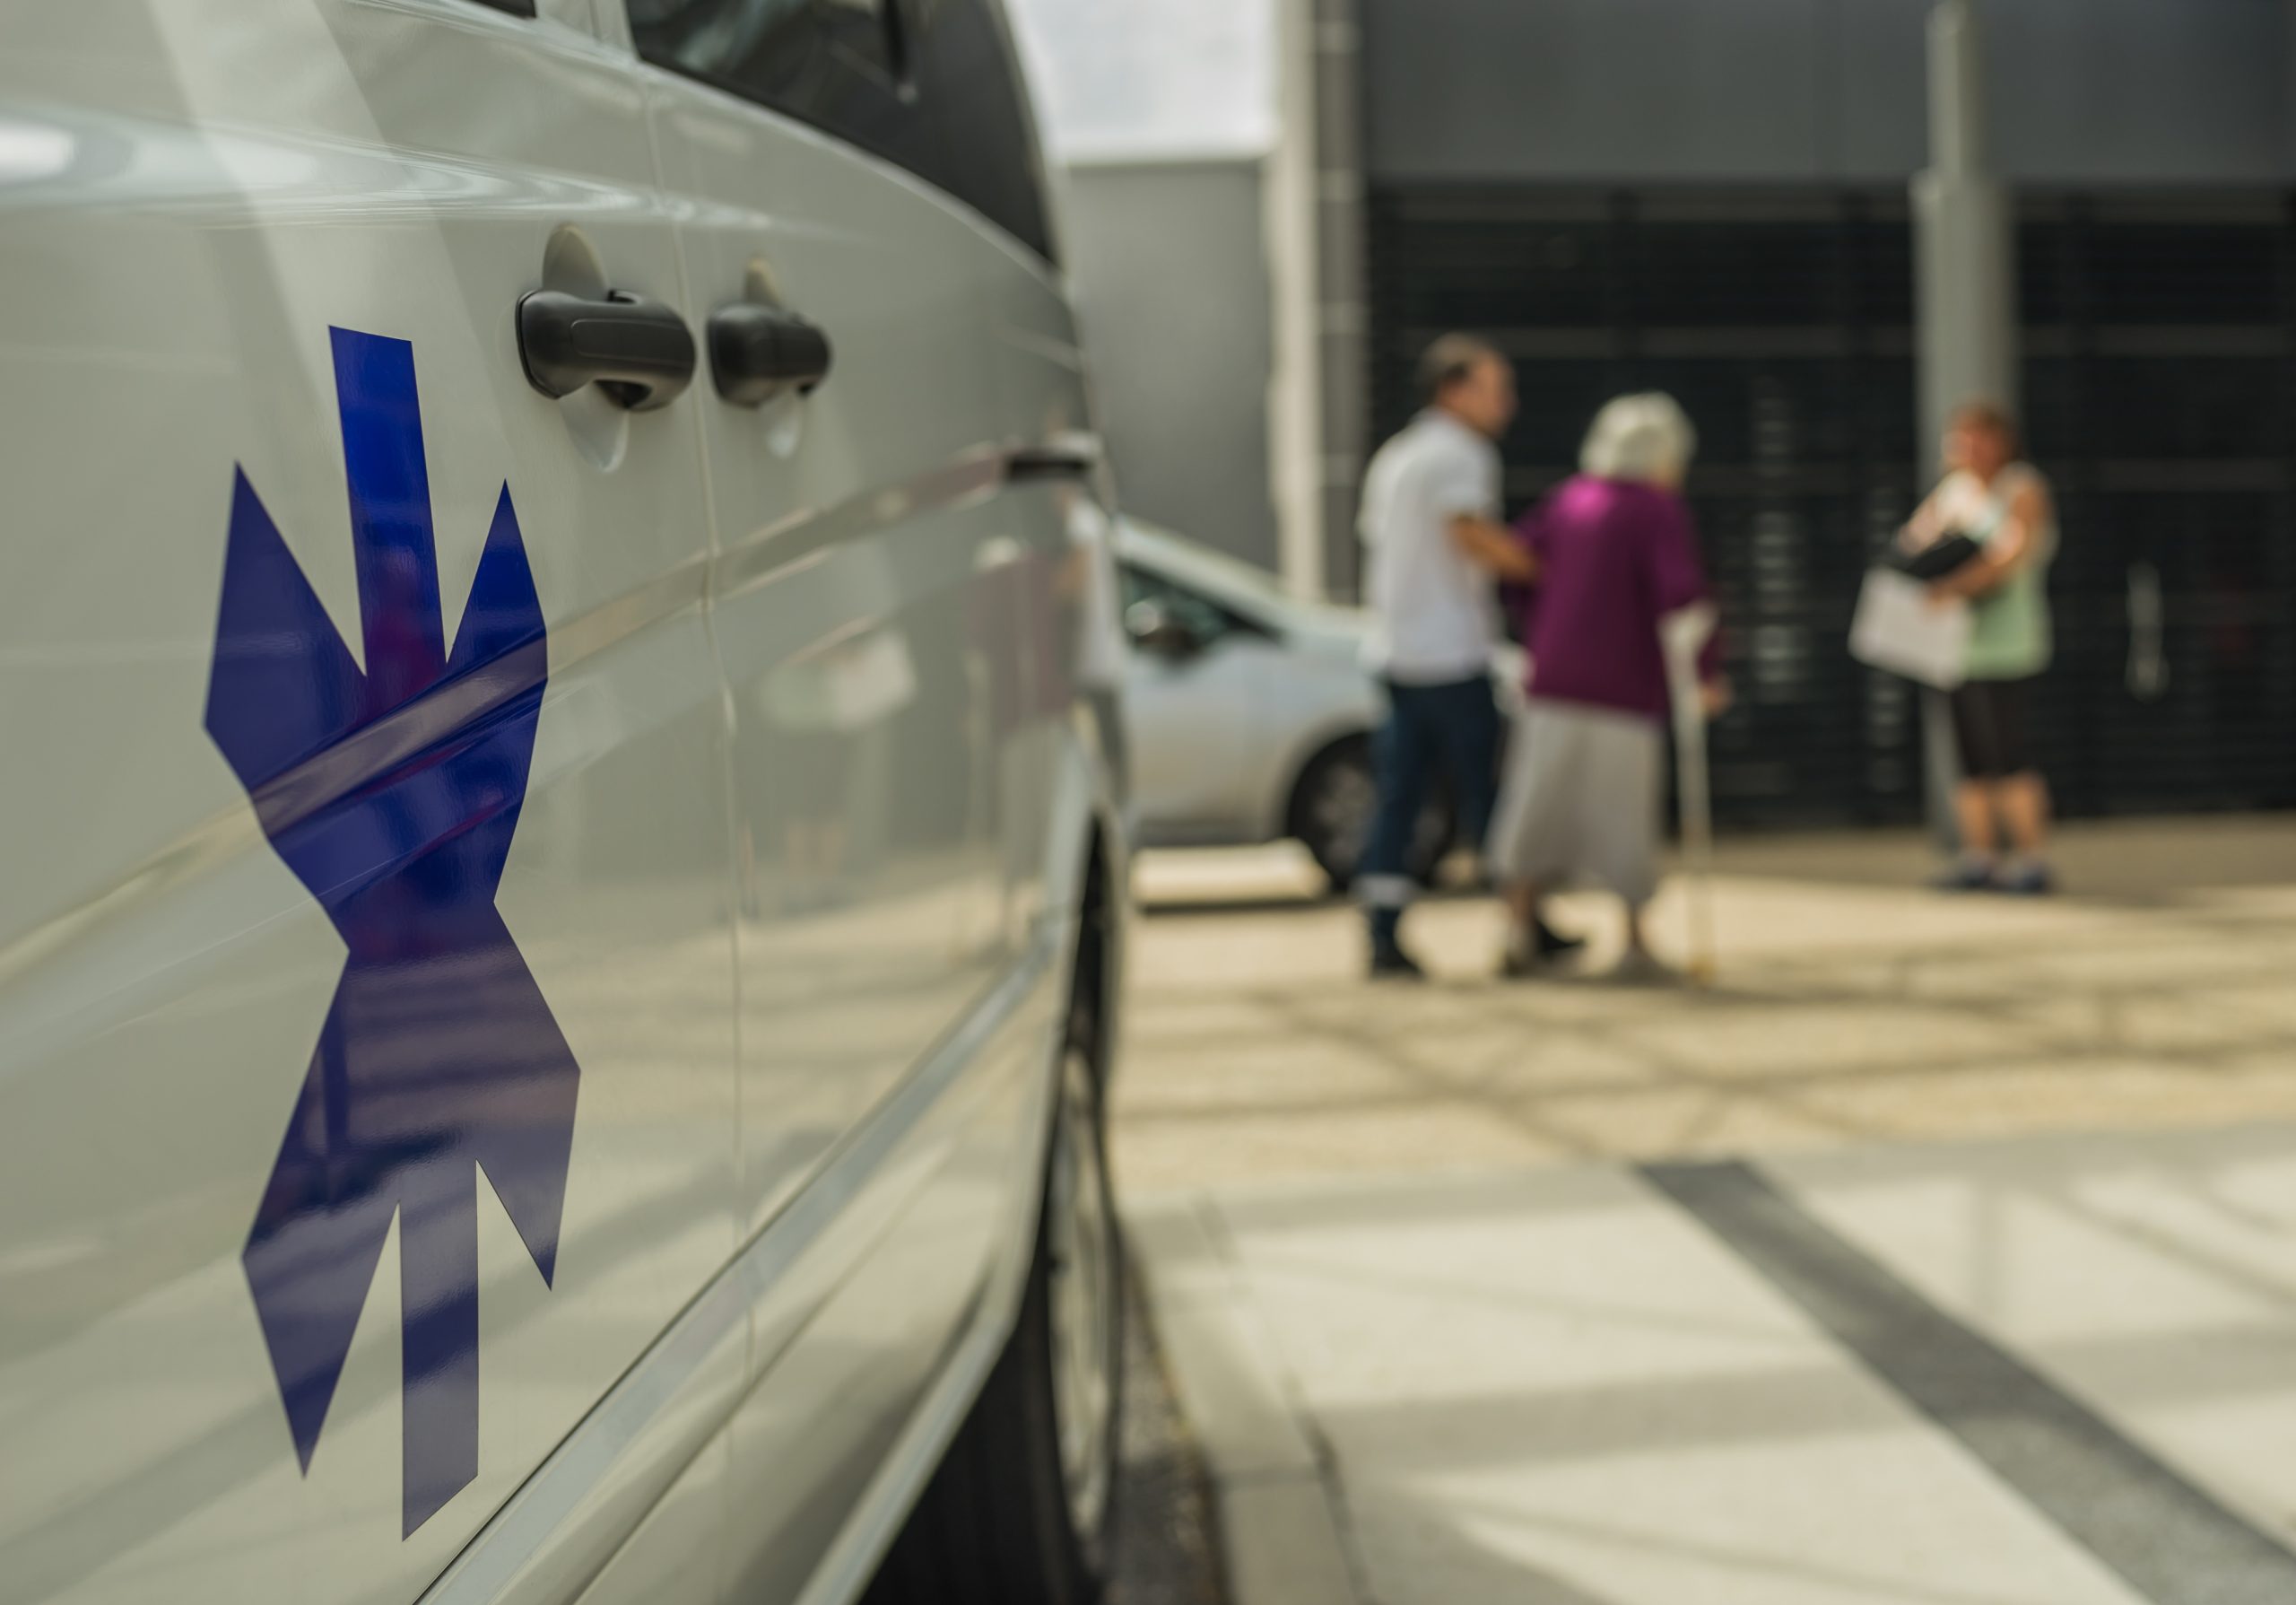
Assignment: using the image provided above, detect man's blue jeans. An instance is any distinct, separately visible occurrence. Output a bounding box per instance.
[1360,674,1500,949]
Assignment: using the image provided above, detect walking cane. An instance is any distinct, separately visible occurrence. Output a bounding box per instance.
[1661,605,1720,988]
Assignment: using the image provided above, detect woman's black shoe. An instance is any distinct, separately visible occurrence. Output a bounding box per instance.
[1501,920,1587,980]
[1536,920,1588,960]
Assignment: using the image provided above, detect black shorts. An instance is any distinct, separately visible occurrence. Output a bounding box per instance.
[1950,677,2038,781]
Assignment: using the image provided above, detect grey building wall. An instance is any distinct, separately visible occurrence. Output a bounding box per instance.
[1062,159,1279,571]
[1364,0,2293,186]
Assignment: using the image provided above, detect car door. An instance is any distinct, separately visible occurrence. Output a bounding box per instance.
[1121,563,1274,836]
[638,0,1020,1238]
[0,4,741,1601]
[631,1,1085,1596]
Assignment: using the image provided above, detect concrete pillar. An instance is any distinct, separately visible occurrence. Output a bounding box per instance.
[1267,0,1371,603]
[1912,0,2018,847]
[1914,0,2018,468]
[1267,0,1326,598]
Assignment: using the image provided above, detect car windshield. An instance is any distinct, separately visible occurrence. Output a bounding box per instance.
[1120,521,1292,612]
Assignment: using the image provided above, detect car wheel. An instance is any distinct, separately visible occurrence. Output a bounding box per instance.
[865,1042,1123,1605]
[1291,737,1455,894]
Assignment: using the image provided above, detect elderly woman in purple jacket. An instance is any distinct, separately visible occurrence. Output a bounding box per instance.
[1491,394,1728,981]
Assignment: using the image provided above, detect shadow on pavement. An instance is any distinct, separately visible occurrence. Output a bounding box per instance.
[1114,821,2296,1195]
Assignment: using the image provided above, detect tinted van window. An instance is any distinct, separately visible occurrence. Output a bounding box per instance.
[630,0,899,92]
[908,0,1053,263]
[633,0,1056,264]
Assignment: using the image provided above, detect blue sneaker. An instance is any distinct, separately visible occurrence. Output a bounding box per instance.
[1996,862,2057,897]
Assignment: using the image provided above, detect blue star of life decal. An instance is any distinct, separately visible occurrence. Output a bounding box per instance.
[205,327,579,1536]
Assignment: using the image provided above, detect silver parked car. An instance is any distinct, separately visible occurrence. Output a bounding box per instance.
[1118,520,1516,889]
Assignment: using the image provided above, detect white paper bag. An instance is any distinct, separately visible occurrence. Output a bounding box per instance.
[1849,569,1970,690]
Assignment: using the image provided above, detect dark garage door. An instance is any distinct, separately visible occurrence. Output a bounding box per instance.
[1367,188,2296,830]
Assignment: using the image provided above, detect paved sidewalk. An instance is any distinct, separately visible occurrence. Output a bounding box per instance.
[1115,819,2296,1605]
[1117,818,2296,1192]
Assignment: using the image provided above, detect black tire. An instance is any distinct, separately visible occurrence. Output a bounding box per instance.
[1290,737,1455,894]
[865,1047,1124,1605]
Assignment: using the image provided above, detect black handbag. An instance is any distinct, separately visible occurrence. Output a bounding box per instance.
[1889,530,1985,583]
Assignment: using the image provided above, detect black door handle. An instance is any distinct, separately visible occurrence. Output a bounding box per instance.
[708,302,833,406]
[517,289,696,412]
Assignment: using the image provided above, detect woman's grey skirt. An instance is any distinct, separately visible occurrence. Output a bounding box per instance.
[1486,699,1665,905]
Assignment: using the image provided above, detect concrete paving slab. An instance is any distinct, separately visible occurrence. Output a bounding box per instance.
[1654,1160,2296,1605]
[1519,1082,1850,1160]
[1215,1479,1363,1605]
[1193,1166,2151,1605]
[1117,1101,1565,1197]
[1127,1199,1367,1605]
[1790,1058,2296,1146]
[1608,1000,2042,1080]
[1773,1127,2296,1555]
[1375,1023,1669,1098]
[1126,1200,1321,1484]
[1114,1038,1425,1121]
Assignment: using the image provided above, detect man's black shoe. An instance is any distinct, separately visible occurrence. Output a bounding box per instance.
[1369,946,1428,981]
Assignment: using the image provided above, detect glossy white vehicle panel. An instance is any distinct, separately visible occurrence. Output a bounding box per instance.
[0,3,742,1600]
[414,932,1068,1605]
[978,198,1122,947]
[646,34,1114,1598]
[650,77,1023,1244]
[0,1,1120,1602]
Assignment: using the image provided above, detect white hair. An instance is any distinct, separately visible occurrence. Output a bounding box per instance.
[1580,393,1698,484]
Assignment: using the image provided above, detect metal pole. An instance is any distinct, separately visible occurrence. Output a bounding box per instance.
[1312,0,1370,603]
[1916,0,2017,441]
[1912,0,2018,851]
[1664,606,1721,986]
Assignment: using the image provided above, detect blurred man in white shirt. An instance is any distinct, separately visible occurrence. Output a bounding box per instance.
[1354,335,1542,977]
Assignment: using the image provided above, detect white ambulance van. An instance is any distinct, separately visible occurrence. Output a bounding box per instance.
[0,3,1129,1601]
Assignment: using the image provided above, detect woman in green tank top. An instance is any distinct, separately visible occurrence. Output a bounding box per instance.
[1899,403,2059,894]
